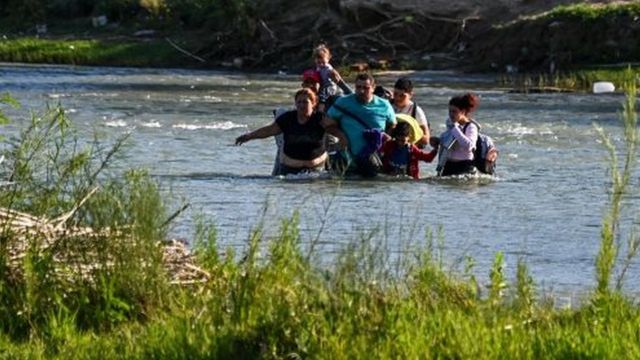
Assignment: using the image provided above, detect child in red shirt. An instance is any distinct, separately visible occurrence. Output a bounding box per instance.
[381,122,437,179]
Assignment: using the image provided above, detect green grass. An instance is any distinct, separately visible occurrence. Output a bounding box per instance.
[0,75,639,358]
[542,2,640,21]
[498,65,640,92]
[0,37,192,68]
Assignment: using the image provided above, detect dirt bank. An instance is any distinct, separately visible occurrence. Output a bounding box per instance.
[1,0,637,73]
[205,0,637,73]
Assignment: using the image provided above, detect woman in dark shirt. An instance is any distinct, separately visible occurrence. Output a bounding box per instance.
[236,88,339,175]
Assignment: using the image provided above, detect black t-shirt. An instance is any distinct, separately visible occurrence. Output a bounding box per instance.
[275,111,326,160]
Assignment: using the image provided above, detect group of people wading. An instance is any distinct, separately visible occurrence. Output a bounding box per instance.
[235,44,496,179]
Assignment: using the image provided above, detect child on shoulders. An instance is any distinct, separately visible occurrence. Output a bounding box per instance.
[312,44,352,112]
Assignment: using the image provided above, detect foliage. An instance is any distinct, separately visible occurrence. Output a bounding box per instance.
[0,37,186,68]
[0,101,172,341]
[0,0,262,34]
[593,68,638,296]
[544,2,640,21]
[0,75,640,357]
[498,65,640,92]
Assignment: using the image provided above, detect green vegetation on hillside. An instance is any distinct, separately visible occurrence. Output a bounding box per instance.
[1,1,639,77]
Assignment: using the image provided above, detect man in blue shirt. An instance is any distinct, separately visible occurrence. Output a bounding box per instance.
[326,73,396,175]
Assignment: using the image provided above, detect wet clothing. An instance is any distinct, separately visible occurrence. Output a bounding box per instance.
[447,121,477,161]
[275,110,326,161]
[381,141,437,179]
[279,163,325,175]
[438,119,478,176]
[326,94,396,158]
[440,159,476,176]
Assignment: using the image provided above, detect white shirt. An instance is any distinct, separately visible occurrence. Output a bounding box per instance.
[393,101,428,128]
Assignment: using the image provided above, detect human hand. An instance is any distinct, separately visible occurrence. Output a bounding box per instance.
[429,136,440,148]
[331,69,343,83]
[235,133,250,145]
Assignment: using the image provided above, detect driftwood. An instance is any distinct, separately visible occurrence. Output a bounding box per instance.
[0,193,209,286]
[165,37,206,63]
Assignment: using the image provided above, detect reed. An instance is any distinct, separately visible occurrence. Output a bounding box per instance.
[593,68,638,296]
[0,100,175,343]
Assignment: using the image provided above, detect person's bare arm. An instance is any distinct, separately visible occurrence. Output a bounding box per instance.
[321,116,349,150]
[418,124,431,147]
[235,122,281,145]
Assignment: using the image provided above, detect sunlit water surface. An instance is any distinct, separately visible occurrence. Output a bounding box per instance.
[2,63,638,299]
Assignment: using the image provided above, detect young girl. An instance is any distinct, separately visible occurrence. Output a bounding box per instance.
[381,122,437,179]
[439,93,480,176]
[312,44,351,111]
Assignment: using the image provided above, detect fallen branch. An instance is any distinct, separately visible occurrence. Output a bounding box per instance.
[165,37,206,63]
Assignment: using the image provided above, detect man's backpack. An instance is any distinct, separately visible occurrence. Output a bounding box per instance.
[463,121,498,175]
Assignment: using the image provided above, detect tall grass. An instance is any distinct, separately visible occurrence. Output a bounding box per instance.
[1,80,640,358]
[499,66,640,92]
[594,69,639,296]
[0,100,173,344]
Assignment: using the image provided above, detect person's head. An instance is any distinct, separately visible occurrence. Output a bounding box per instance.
[313,44,331,67]
[355,72,376,104]
[301,68,321,93]
[392,122,412,146]
[295,88,318,116]
[393,77,414,107]
[448,93,479,123]
[374,85,393,101]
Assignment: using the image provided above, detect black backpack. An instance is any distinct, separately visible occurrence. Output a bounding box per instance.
[463,121,498,175]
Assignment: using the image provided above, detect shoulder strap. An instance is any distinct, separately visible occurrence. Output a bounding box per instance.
[332,103,372,130]
[411,102,417,118]
[462,120,481,134]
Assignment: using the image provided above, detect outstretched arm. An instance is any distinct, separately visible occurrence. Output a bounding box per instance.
[331,69,353,95]
[413,147,438,163]
[235,122,281,145]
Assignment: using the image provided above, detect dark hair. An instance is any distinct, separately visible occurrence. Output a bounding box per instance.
[355,72,375,84]
[449,93,479,113]
[394,77,413,92]
[392,121,411,139]
[295,87,318,105]
[374,85,393,100]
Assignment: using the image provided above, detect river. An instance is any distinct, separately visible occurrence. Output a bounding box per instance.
[1,63,637,299]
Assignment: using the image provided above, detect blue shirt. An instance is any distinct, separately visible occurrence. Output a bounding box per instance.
[327,94,395,156]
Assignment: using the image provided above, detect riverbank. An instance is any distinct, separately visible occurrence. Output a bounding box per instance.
[1,62,640,358]
[0,1,639,81]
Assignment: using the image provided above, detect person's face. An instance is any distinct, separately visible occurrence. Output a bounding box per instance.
[449,105,466,123]
[296,94,315,116]
[392,89,411,106]
[315,53,329,67]
[395,135,410,146]
[355,79,374,103]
